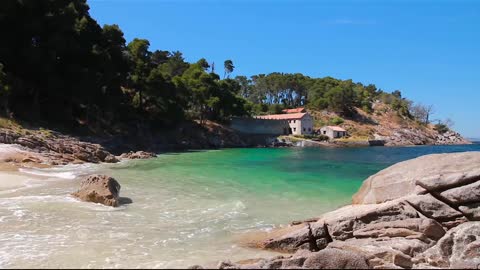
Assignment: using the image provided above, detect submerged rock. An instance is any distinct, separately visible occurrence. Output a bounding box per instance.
[71,174,130,207]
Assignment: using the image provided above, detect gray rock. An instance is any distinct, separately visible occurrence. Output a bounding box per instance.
[459,203,480,220]
[262,222,328,252]
[322,200,421,241]
[405,194,468,228]
[120,151,156,160]
[353,152,480,204]
[104,154,119,163]
[302,248,371,269]
[352,218,445,241]
[71,175,123,207]
[439,180,480,206]
[413,222,480,269]
[405,194,463,220]
[329,236,439,269]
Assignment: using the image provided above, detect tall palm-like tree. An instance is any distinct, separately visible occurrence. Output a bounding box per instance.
[224,60,234,79]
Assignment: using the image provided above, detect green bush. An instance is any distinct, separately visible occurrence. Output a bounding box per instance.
[330,116,344,125]
[434,123,449,134]
[313,135,330,141]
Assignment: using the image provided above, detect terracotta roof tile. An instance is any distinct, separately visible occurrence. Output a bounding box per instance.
[326,126,347,132]
[255,113,307,120]
[282,108,306,114]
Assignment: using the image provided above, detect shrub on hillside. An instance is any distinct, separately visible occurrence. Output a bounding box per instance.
[330,116,344,125]
[434,123,449,134]
[314,135,330,142]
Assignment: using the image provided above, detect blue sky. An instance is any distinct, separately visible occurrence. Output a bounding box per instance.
[88,0,480,138]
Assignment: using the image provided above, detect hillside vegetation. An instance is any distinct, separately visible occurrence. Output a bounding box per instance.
[309,101,468,146]
[0,0,463,146]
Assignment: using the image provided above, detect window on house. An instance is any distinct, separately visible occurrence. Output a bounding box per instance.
[293,128,296,132]
[293,120,296,123]
[303,128,306,132]
[323,131,326,135]
[308,128,311,132]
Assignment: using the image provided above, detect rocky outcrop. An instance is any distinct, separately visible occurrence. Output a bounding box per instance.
[119,151,157,160]
[435,131,471,146]
[0,128,122,165]
[71,174,130,207]
[202,152,480,269]
[382,128,471,147]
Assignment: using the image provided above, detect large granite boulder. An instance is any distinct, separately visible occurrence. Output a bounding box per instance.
[352,152,480,204]
[72,175,125,207]
[253,199,446,268]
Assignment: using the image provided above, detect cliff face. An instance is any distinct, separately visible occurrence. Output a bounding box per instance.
[310,102,471,146]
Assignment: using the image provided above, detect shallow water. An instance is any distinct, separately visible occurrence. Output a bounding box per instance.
[1,144,479,268]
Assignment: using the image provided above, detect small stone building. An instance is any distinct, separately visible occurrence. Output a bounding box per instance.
[320,126,347,139]
[256,113,314,135]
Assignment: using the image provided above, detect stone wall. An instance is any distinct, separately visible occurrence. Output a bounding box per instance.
[230,117,288,135]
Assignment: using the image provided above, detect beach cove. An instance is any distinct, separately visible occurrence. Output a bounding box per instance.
[1,144,479,268]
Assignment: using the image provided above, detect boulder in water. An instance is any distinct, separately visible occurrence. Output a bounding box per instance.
[72,174,128,207]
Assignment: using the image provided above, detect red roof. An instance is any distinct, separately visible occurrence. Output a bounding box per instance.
[256,113,307,120]
[326,126,347,132]
[282,107,306,114]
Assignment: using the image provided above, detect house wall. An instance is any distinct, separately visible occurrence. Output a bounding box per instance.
[301,114,314,135]
[287,114,314,135]
[230,117,289,135]
[320,127,334,138]
[287,118,302,135]
[319,127,347,138]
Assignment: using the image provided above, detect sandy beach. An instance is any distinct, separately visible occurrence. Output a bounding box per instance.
[0,144,50,192]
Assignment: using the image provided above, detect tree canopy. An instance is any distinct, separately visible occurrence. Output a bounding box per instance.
[0,0,425,133]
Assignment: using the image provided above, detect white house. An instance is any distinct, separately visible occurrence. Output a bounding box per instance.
[319,126,347,139]
[256,112,314,135]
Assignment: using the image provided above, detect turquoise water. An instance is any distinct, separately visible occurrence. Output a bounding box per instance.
[108,144,480,221]
[1,144,479,268]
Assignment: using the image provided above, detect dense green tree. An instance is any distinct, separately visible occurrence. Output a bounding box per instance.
[224,60,234,79]
[324,86,357,116]
[0,63,11,115]
[0,0,421,133]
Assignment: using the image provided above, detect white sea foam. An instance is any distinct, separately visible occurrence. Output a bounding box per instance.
[18,168,77,179]
[18,163,100,180]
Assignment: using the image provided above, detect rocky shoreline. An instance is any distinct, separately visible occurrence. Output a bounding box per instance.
[195,152,480,269]
[0,124,478,269]
[0,119,473,168]
[0,128,159,166]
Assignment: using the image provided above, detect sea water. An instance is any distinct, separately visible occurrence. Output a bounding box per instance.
[0,144,479,268]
